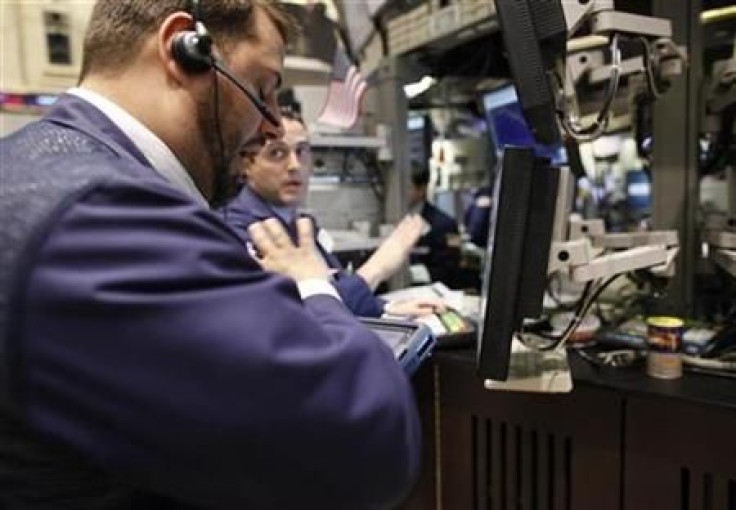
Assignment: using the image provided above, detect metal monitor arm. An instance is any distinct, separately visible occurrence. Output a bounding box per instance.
[548,221,679,282]
[705,230,736,277]
[563,0,671,39]
[703,41,736,136]
[702,168,736,277]
[558,0,686,141]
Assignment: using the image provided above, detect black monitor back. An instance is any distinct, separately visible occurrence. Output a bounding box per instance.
[476,147,560,380]
[517,158,560,318]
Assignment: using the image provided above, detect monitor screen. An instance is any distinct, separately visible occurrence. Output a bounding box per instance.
[482,85,567,165]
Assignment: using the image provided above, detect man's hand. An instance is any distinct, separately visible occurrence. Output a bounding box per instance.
[357,214,425,290]
[384,298,446,318]
[248,218,331,282]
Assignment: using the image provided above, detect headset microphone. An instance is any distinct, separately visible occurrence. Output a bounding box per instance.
[210,59,280,127]
[170,0,281,206]
[170,0,279,127]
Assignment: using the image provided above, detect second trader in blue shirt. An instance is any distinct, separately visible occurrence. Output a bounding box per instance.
[222,109,445,318]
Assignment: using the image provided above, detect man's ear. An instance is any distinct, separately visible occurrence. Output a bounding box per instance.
[156,11,206,85]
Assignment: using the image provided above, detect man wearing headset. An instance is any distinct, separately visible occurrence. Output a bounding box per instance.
[0,1,420,509]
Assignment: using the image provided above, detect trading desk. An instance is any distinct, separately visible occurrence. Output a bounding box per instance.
[399,349,736,510]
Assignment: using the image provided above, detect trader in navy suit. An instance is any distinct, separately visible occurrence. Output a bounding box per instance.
[408,165,462,287]
[463,185,494,247]
[0,1,420,509]
[222,109,445,318]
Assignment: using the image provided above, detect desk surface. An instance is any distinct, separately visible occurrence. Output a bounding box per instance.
[433,348,736,411]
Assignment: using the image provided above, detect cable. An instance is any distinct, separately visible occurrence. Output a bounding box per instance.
[210,58,280,127]
[545,273,580,311]
[639,37,688,100]
[521,280,594,351]
[585,274,622,309]
[558,33,622,142]
[538,281,595,351]
[523,273,624,352]
[638,37,665,99]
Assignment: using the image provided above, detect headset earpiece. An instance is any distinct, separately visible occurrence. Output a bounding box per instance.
[171,0,213,75]
[171,29,213,74]
[171,0,280,128]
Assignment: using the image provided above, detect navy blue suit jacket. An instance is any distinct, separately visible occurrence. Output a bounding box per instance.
[221,186,386,317]
[412,202,461,287]
[464,186,493,247]
[0,94,419,509]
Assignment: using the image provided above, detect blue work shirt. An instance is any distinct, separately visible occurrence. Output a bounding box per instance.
[221,185,386,317]
[411,202,461,287]
[464,186,493,247]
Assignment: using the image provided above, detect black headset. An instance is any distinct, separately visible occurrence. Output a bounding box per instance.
[170,0,280,126]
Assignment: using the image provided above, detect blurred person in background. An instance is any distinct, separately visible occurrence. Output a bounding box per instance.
[408,163,462,287]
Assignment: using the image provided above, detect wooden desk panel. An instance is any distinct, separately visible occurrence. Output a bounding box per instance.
[625,395,736,510]
[436,358,622,510]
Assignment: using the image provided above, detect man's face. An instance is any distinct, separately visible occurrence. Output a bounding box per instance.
[242,118,313,207]
[195,7,285,201]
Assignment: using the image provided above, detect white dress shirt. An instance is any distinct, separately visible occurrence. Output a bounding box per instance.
[68,87,208,206]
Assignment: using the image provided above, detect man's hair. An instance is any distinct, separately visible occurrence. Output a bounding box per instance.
[279,109,305,127]
[277,89,304,125]
[410,163,431,187]
[80,0,296,79]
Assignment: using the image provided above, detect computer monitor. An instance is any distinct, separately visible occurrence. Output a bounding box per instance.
[493,0,567,146]
[475,0,567,381]
[476,147,560,381]
[482,85,566,165]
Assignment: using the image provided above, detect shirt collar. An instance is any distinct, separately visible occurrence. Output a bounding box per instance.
[270,203,297,224]
[67,87,208,207]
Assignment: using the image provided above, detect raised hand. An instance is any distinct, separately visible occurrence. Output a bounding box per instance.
[247,217,331,282]
[357,214,426,290]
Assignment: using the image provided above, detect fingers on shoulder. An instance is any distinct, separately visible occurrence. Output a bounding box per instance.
[296,217,315,246]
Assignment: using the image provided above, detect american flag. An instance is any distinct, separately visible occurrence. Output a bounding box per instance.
[317,47,368,129]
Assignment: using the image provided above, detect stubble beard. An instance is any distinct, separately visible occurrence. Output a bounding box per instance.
[195,90,246,206]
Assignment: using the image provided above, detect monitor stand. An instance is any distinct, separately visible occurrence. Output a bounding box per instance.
[484,338,573,393]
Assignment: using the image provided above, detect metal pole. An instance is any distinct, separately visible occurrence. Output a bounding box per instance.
[651,0,702,315]
[374,55,414,289]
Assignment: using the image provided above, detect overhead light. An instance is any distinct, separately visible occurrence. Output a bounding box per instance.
[404,76,436,99]
[701,6,736,24]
